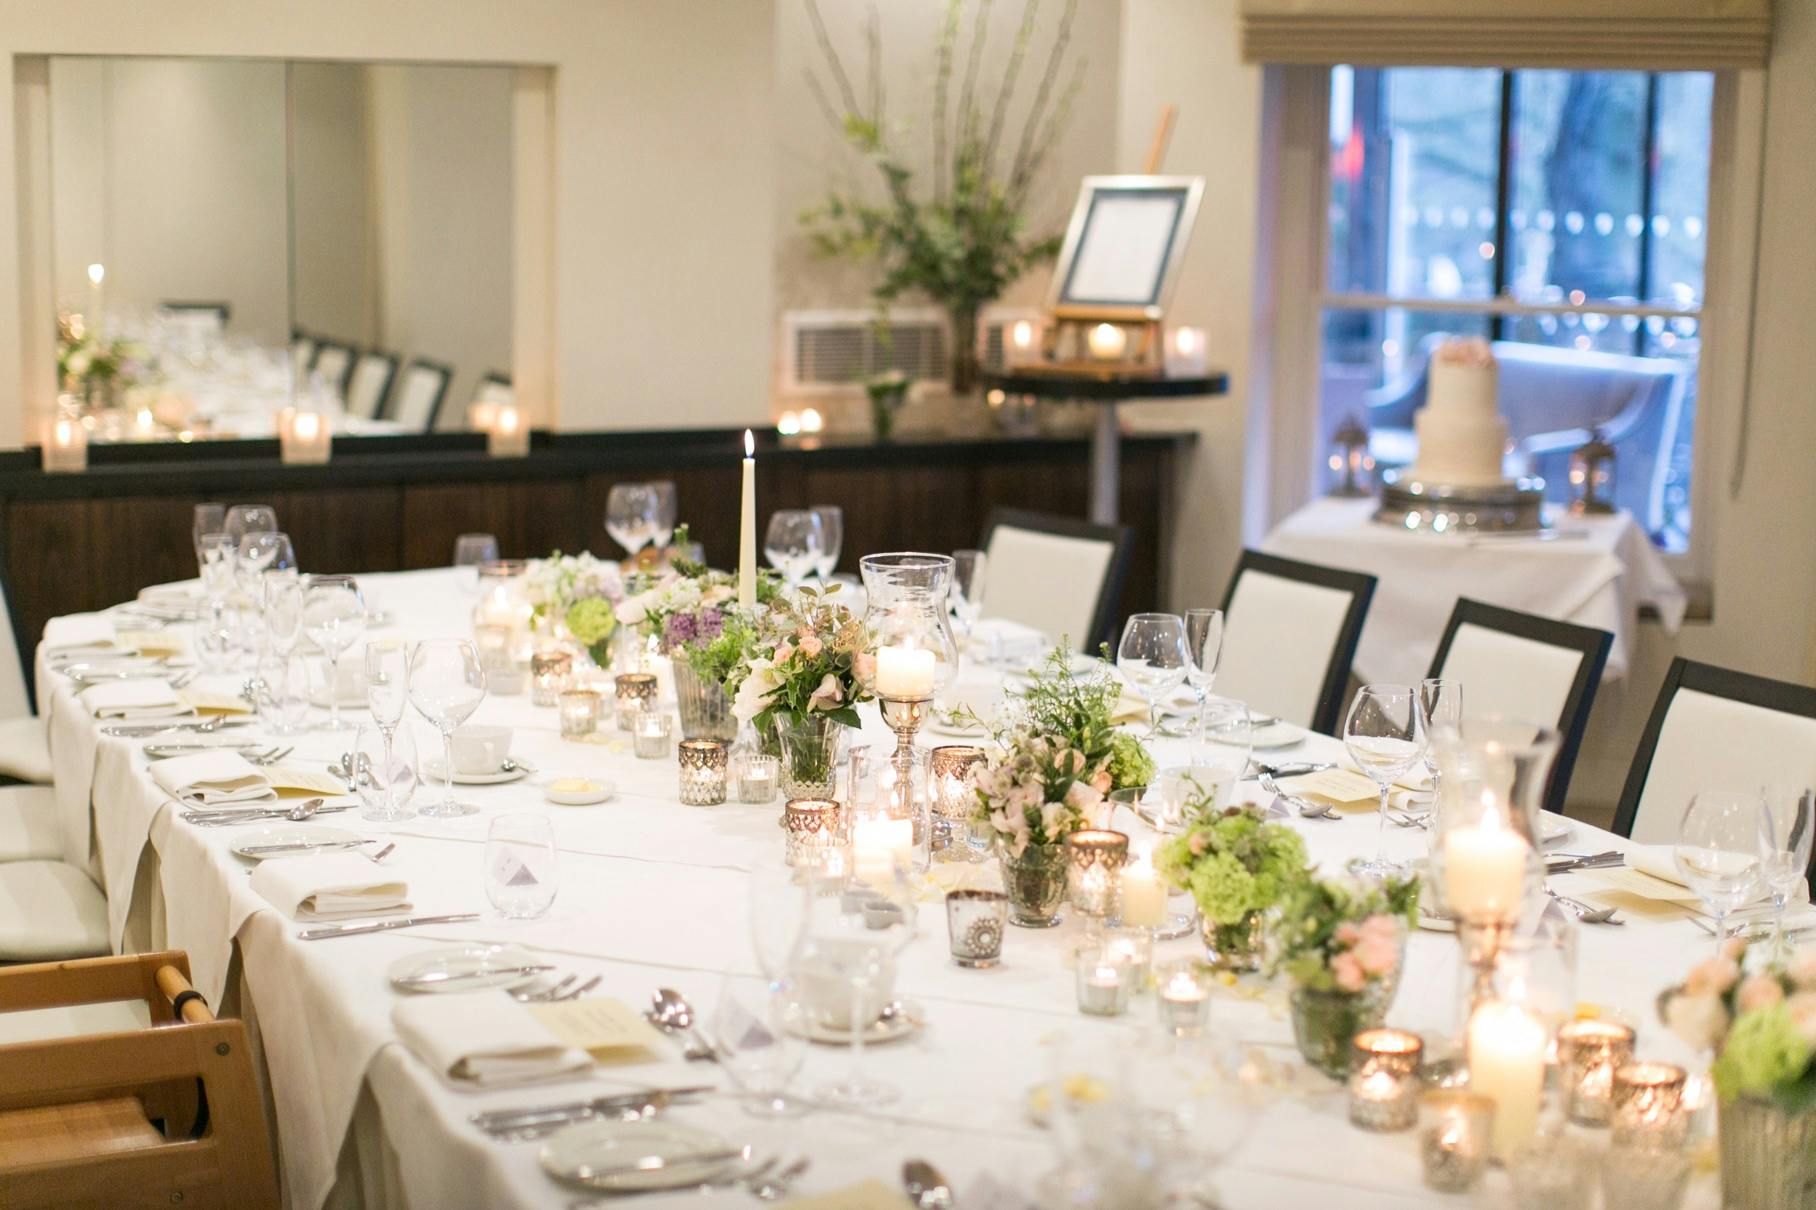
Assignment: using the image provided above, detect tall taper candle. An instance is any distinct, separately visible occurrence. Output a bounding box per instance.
[738,428,756,608]
[87,263,106,327]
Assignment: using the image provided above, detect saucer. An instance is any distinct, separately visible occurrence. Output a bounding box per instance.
[423,760,530,786]
[543,778,616,806]
[790,1000,923,1046]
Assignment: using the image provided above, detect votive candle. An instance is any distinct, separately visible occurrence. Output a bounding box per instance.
[737,754,779,804]
[677,740,729,806]
[1349,1066,1419,1132]
[614,673,658,730]
[530,652,571,707]
[1118,852,1167,929]
[278,407,332,465]
[1557,1019,1637,1126]
[632,711,673,759]
[1156,961,1211,1035]
[1611,1062,1689,1148]
[558,688,601,738]
[1419,1091,1493,1193]
[487,404,530,457]
[1087,322,1128,360]
[1076,955,1132,1017]
[43,414,88,473]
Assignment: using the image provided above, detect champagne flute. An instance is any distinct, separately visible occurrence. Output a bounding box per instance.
[1675,790,1772,955]
[1183,608,1224,740]
[1763,788,1814,956]
[365,639,410,815]
[192,503,225,576]
[1416,677,1463,813]
[809,505,844,582]
[605,483,659,559]
[1344,684,1425,877]
[302,577,366,731]
[407,638,487,819]
[1117,613,1190,737]
[263,574,304,658]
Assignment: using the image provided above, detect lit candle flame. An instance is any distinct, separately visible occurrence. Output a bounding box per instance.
[87,263,105,286]
[744,428,755,458]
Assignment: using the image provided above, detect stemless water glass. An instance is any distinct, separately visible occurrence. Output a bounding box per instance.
[605,483,659,559]
[1183,608,1225,738]
[650,481,679,551]
[764,510,825,589]
[1416,678,1463,813]
[453,533,500,594]
[951,549,987,644]
[302,576,366,731]
[1117,613,1190,737]
[352,721,418,823]
[485,813,559,920]
[408,638,487,819]
[1763,788,1815,954]
[1676,790,1773,955]
[1344,684,1426,878]
[810,505,844,581]
[803,852,918,1109]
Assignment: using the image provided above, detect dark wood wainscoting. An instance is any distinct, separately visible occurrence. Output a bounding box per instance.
[0,429,1192,668]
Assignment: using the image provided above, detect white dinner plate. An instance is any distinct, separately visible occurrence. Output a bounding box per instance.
[542,778,616,806]
[1201,720,1307,751]
[387,944,542,995]
[789,999,923,1046]
[539,1120,738,1192]
[229,824,363,861]
[422,760,530,786]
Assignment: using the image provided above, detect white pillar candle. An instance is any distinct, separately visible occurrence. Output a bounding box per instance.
[853,816,913,883]
[1009,319,1038,359]
[875,645,936,698]
[87,263,105,326]
[1087,322,1128,360]
[487,404,530,457]
[1466,1000,1548,1159]
[278,407,332,465]
[467,400,499,433]
[43,415,88,473]
[1442,807,1529,922]
[1166,326,1207,374]
[1119,856,1167,928]
[738,429,756,609]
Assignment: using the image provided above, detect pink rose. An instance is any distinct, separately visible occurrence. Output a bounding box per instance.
[1090,769,1113,795]
[1359,914,1400,944]
[852,652,877,683]
[1334,922,1361,946]
[1787,992,1816,1044]
[1188,833,1209,856]
[1737,974,1787,1013]
[773,641,795,664]
[1788,948,1816,991]
[1663,991,1730,1052]
[1330,952,1366,993]
[1353,935,1399,978]
[798,634,823,658]
[1685,956,1741,997]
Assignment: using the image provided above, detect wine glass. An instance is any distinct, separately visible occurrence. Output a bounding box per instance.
[803,850,917,1109]
[764,510,825,590]
[485,813,559,920]
[1675,790,1772,956]
[452,533,499,594]
[1343,684,1426,878]
[710,974,811,1120]
[197,534,237,602]
[263,574,304,657]
[1415,677,1463,814]
[222,503,277,547]
[1183,608,1224,738]
[951,549,987,645]
[1762,788,1814,957]
[302,577,366,732]
[1116,613,1190,737]
[365,638,410,808]
[605,483,659,558]
[809,505,843,581]
[650,481,679,551]
[750,854,814,987]
[192,503,225,576]
[408,638,487,819]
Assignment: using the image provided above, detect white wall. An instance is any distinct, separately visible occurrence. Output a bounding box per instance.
[289,61,377,348]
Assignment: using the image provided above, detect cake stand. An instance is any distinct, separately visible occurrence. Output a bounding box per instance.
[1373,469,1547,534]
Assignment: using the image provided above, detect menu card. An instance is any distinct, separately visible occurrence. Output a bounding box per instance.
[525,997,666,1064]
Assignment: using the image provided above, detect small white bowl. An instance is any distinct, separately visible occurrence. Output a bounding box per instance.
[542,777,615,806]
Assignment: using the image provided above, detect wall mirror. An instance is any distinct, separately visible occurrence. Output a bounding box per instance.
[48,56,514,444]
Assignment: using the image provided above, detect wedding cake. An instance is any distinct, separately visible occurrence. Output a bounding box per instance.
[1411,338,1510,487]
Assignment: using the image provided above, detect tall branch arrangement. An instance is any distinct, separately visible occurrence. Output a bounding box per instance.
[800,0,1085,393]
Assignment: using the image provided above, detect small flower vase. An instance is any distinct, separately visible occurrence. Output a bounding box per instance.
[1001,841,1070,928]
[672,660,736,743]
[775,714,847,800]
[864,379,910,442]
[1290,983,1390,1079]
[1719,1095,1816,1210]
[1199,910,1265,974]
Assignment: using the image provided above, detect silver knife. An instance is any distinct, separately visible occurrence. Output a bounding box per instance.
[298,913,480,940]
[573,1148,746,1182]
[239,839,376,856]
[103,720,256,737]
[473,1087,713,1134]
[395,963,556,987]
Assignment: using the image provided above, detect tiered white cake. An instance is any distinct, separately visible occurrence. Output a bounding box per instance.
[1411,338,1510,487]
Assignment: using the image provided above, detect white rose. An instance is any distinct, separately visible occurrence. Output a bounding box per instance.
[731,657,779,725]
[1663,991,1731,1052]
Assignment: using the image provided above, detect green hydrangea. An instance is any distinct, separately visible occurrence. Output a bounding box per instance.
[1106,732,1155,793]
[564,597,617,647]
[1155,807,1309,926]
[1714,1004,1816,1104]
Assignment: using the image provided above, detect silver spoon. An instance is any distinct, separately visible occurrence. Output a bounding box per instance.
[903,1159,955,1209]
[1261,773,1338,821]
[648,988,719,1061]
[1546,888,1622,925]
[365,842,397,864]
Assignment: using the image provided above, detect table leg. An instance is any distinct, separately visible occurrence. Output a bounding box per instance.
[1090,402,1120,525]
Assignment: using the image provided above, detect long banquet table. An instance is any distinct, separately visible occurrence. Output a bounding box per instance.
[38,568,1720,1209]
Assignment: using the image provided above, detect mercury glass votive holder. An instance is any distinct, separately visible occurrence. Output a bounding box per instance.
[1101,926,1152,992]
[1557,1019,1637,1126]
[632,710,673,759]
[1075,950,1134,1017]
[1065,829,1129,918]
[782,798,845,866]
[677,739,729,806]
[929,745,985,860]
[558,689,602,739]
[614,673,659,731]
[1611,1062,1689,1149]
[946,889,1008,968]
[1155,959,1212,1035]
[1353,1028,1425,1079]
[1349,1066,1420,1133]
[531,652,572,707]
[1419,1090,1494,1193]
[1598,1140,1692,1210]
[738,755,779,805]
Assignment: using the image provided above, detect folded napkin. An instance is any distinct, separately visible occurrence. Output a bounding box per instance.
[393,992,592,1087]
[782,1181,916,1210]
[148,750,276,806]
[966,617,1045,661]
[43,615,118,654]
[250,852,411,921]
[80,678,191,720]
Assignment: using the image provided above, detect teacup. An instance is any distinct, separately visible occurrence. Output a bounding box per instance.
[450,724,513,775]
[793,936,897,1029]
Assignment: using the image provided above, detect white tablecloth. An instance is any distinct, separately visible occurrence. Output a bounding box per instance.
[1261,498,1688,686]
[38,567,1720,1209]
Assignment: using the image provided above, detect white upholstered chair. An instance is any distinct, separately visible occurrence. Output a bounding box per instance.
[289,332,318,380]
[977,509,1133,650]
[1614,658,1816,846]
[344,351,399,421]
[0,563,58,860]
[1215,551,1376,735]
[388,359,454,432]
[1427,598,1612,815]
[309,342,354,398]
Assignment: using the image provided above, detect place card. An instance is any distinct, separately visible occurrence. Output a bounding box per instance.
[262,766,356,796]
[778,1179,916,1209]
[526,997,666,1064]
[116,629,188,658]
[182,689,253,715]
[1588,867,1702,906]
[1280,768,1381,808]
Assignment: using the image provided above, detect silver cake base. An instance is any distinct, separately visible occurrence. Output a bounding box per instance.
[1373,470,1547,534]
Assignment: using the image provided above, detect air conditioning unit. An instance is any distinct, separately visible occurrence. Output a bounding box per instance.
[779,306,1045,394]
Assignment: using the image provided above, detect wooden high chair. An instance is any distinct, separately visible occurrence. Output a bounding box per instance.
[0,951,279,1209]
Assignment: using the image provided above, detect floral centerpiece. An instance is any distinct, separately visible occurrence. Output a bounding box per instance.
[1660,942,1816,1209]
[524,551,625,666]
[1155,793,1308,973]
[57,311,149,411]
[999,645,1155,793]
[972,727,1106,927]
[729,585,873,796]
[1271,872,1420,1077]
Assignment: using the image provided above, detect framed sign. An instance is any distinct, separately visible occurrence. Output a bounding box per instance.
[1046,175,1204,319]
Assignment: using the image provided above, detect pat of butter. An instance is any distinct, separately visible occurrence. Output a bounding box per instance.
[549,778,599,794]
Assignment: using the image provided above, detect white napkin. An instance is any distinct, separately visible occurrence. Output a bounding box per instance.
[392,992,592,1087]
[80,679,191,720]
[250,852,411,921]
[148,750,275,806]
[967,617,1045,661]
[1625,844,1813,920]
[43,615,118,654]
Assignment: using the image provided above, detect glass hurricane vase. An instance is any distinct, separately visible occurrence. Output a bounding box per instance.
[1002,841,1070,928]
[1290,983,1392,1079]
[1198,910,1265,974]
[775,714,848,800]
[672,659,736,743]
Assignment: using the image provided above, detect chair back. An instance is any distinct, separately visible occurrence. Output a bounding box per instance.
[1613,659,1816,844]
[389,360,453,432]
[0,554,28,719]
[1428,598,1612,814]
[289,333,317,381]
[1217,550,1375,734]
[309,343,354,397]
[979,508,1133,650]
[344,351,399,421]
[472,371,515,409]
[156,302,229,341]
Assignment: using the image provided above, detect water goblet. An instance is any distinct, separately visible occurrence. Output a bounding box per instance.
[222,503,277,548]
[649,481,679,551]
[804,851,917,1109]
[1117,613,1189,737]
[605,483,659,559]
[407,638,487,819]
[810,505,844,581]
[1344,683,1425,877]
[302,576,366,731]
[1763,787,1814,955]
[1675,789,1772,955]
[764,510,825,590]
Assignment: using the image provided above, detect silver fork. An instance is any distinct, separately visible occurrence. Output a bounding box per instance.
[514,975,577,1003]
[752,1157,811,1201]
[249,746,295,766]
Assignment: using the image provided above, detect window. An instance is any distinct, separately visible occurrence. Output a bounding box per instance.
[1319,66,1713,552]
